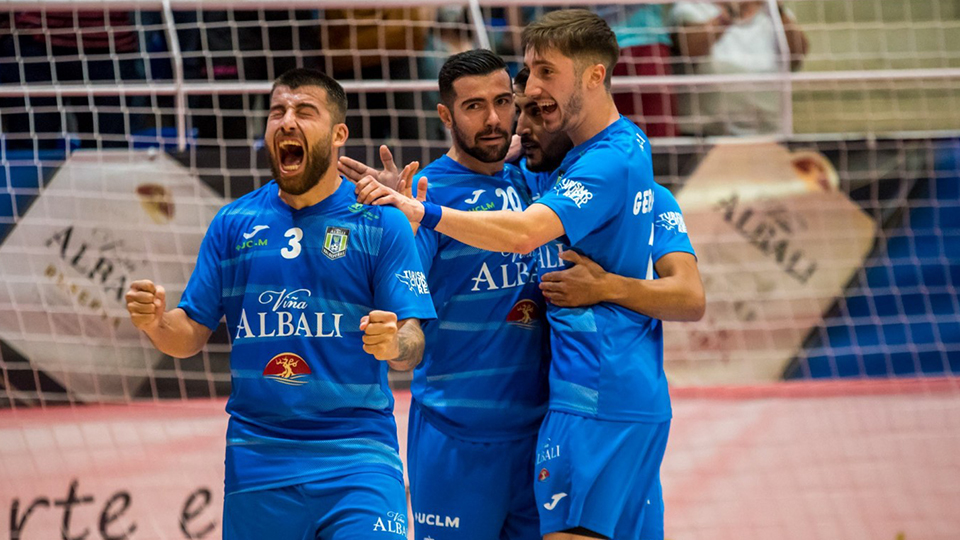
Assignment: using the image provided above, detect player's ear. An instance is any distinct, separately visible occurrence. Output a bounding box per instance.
[332,123,349,148]
[585,63,606,91]
[437,104,453,130]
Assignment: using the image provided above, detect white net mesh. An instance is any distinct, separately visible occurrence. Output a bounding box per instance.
[1,1,959,539]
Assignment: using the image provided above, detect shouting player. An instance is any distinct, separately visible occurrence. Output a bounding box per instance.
[125,68,436,539]
[354,10,705,540]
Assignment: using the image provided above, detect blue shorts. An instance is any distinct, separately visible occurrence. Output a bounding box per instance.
[407,400,540,540]
[223,472,408,540]
[534,411,670,540]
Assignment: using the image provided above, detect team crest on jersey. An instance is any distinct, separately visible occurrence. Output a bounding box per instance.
[322,226,350,260]
[506,299,540,328]
[262,352,311,386]
[538,468,550,482]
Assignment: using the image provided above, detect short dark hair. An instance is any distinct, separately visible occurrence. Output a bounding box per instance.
[438,49,508,105]
[513,67,530,92]
[521,9,619,88]
[271,68,348,123]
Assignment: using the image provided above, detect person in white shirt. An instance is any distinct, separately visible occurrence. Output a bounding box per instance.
[671,1,808,136]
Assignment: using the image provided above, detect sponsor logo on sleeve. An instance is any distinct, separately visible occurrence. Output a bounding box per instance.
[656,211,687,233]
[554,177,593,208]
[395,270,430,295]
[347,203,379,220]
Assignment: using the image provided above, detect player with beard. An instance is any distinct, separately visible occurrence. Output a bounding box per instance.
[514,67,573,175]
[349,50,549,540]
[514,65,698,334]
[354,11,705,540]
[124,68,436,539]
[512,66,574,201]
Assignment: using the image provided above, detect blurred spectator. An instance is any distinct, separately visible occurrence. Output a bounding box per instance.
[505,5,677,137]
[0,11,145,150]
[322,8,432,142]
[595,4,678,137]
[671,1,808,136]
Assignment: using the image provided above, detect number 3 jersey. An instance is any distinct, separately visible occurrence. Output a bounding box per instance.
[178,179,436,495]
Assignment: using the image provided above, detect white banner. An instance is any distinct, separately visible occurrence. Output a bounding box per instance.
[665,143,877,384]
[0,149,223,401]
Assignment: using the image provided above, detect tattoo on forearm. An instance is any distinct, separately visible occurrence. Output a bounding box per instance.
[390,322,425,371]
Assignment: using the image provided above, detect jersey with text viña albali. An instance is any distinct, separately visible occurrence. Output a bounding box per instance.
[178,179,436,495]
[411,156,549,442]
[533,116,674,423]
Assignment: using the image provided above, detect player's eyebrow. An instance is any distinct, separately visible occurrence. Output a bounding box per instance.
[460,97,488,107]
[527,57,556,68]
[295,103,321,114]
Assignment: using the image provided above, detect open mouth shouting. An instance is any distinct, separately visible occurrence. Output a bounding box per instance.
[277,139,306,175]
[537,99,558,117]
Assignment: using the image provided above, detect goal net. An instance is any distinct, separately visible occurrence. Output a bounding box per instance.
[1,1,958,539]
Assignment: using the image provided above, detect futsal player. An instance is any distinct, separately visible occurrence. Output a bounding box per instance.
[354,10,705,540]
[347,49,549,540]
[125,68,436,540]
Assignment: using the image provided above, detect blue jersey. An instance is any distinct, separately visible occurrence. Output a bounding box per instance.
[651,183,695,276]
[412,156,549,442]
[179,179,436,495]
[533,116,690,422]
[517,158,556,201]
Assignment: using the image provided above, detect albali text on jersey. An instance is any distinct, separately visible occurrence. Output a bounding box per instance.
[532,117,696,423]
[178,179,436,494]
[411,156,549,442]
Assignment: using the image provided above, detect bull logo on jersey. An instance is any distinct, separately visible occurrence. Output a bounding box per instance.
[263,352,311,386]
[322,226,350,260]
[538,468,550,482]
[507,299,540,329]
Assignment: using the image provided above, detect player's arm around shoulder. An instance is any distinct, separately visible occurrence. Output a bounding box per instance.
[354,171,564,254]
[360,312,425,371]
[540,250,705,322]
[125,280,213,358]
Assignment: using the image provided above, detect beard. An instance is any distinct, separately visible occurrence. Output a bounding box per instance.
[524,133,574,173]
[557,84,584,134]
[269,137,332,196]
[451,119,511,163]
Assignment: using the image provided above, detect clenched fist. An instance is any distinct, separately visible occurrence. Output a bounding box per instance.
[359,310,399,360]
[125,280,166,332]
